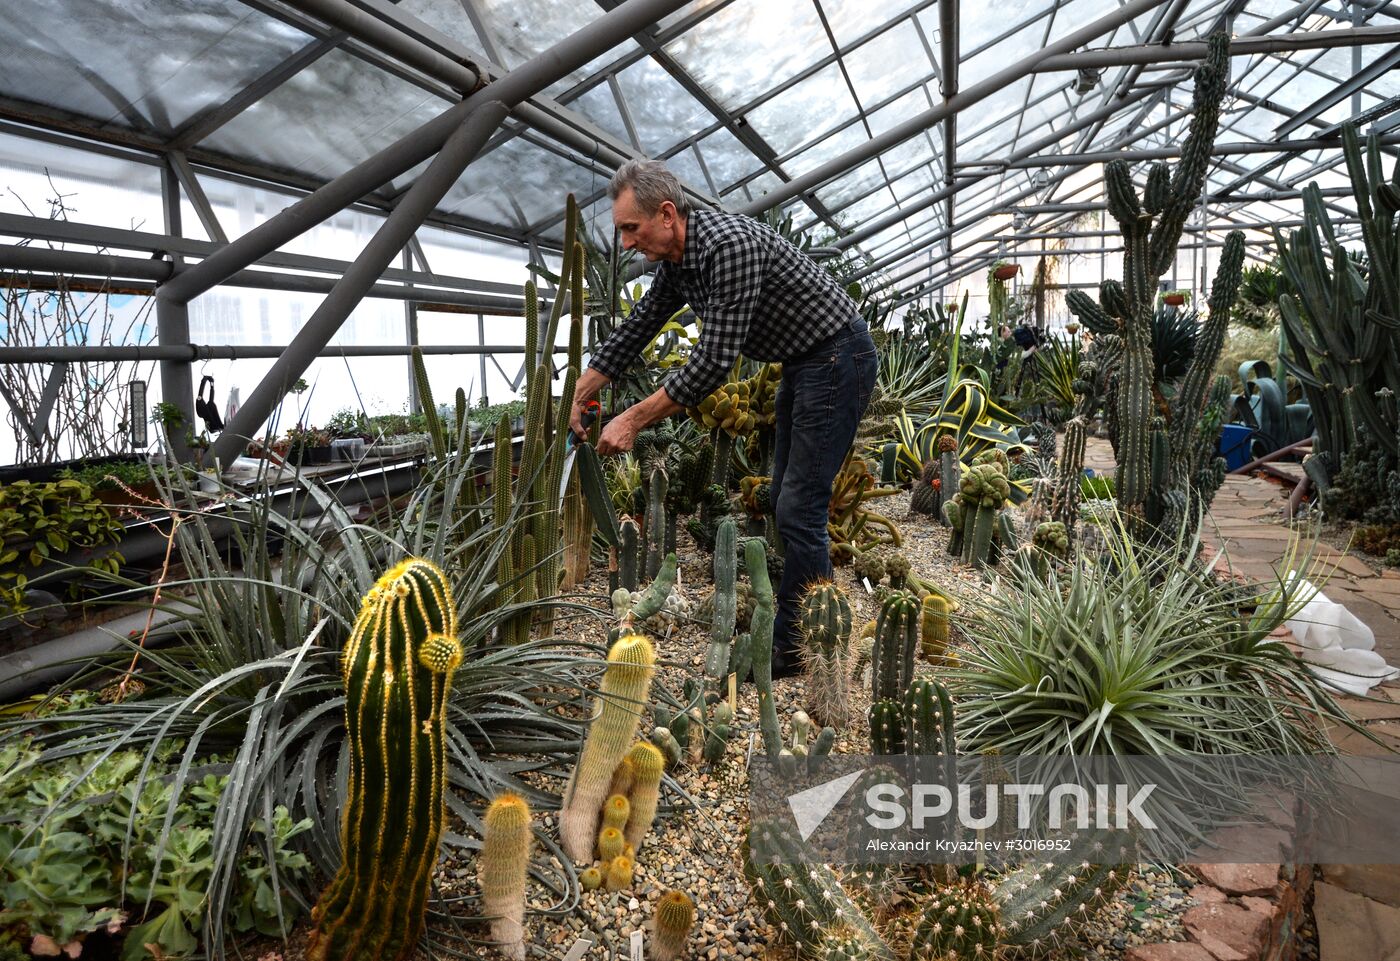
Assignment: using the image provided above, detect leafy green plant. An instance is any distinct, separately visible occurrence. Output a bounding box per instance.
[150,402,185,435]
[2,429,602,958]
[55,461,157,492]
[1080,474,1116,500]
[0,742,310,959]
[0,479,124,615]
[326,408,369,439]
[1231,263,1284,330]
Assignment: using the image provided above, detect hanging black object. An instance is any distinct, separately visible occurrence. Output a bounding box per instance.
[196,375,224,433]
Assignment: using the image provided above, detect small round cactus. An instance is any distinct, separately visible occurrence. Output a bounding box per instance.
[602,793,631,830]
[651,890,695,961]
[579,867,602,892]
[605,855,633,891]
[598,826,625,861]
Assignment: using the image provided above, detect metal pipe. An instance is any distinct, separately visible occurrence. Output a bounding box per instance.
[162,0,692,303]
[1004,133,1400,168]
[0,343,558,363]
[940,0,959,246]
[0,212,525,298]
[0,245,527,313]
[282,0,481,92]
[732,0,1174,216]
[1032,23,1400,70]
[208,101,511,467]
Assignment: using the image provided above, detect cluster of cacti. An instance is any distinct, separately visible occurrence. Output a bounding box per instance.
[559,633,657,863]
[491,237,587,642]
[698,580,755,633]
[798,580,854,729]
[991,856,1133,957]
[743,821,892,958]
[652,891,696,961]
[956,461,1013,570]
[618,552,679,628]
[308,559,462,961]
[773,708,835,775]
[830,452,903,563]
[689,377,758,437]
[1277,125,1400,492]
[871,590,919,701]
[1066,34,1244,540]
[910,458,943,517]
[853,551,887,586]
[1015,520,1071,582]
[480,793,533,960]
[868,676,957,759]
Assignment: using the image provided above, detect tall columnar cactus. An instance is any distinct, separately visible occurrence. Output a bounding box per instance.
[652,890,696,961]
[743,821,891,958]
[868,699,906,755]
[411,346,446,462]
[1275,124,1400,484]
[919,594,950,662]
[798,580,854,729]
[871,590,919,701]
[479,793,533,961]
[645,463,669,580]
[911,883,1002,961]
[944,500,965,555]
[903,677,956,758]
[747,537,783,761]
[559,633,656,862]
[623,741,665,850]
[1051,417,1087,532]
[619,515,641,592]
[1066,33,1244,538]
[308,558,462,961]
[938,435,961,522]
[705,517,738,692]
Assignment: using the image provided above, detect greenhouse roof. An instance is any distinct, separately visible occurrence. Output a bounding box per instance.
[0,0,1397,302]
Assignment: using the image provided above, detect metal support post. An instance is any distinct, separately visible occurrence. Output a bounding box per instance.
[208,100,511,466]
[158,163,193,461]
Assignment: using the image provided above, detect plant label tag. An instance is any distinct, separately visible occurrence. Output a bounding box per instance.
[744,731,756,770]
[630,929,644,961]
[862,577,873,594]
[728,673,737,712]
[562,938,593,961]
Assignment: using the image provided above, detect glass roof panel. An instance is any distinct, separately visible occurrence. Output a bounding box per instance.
[0,0,310,135]
[745,63,861,158]
[568,83,634,147]
[840,20,934,108]
[782,121,870,179]
[663,147,711,194]
[440,137,606,240]
[661,0,830,110]
[868,87,936,136]
[614,56,715,155]
[816,158,889,209]
[469,0,642,93]
[203,49,447,183]
[820,0,932,49]
[1044,0,1124,47]
[694,126,764,189]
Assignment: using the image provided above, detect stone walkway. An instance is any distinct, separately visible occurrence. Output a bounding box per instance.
[1084,437,1400,960]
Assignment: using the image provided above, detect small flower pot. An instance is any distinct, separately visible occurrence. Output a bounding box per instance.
[993,264,1020,280]
[1164,294,1186,307]
[1065,322,1080,335]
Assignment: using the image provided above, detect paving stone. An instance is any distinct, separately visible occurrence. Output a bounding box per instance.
[1321,864,1400,909]
[1183,902,1267,961]
[1126,944,1218,961]
[1334,694,1400,722]
[1314,880,1400,961]
[1190,863,1281,897]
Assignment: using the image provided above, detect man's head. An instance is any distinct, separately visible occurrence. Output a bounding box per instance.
[999,324,1013,340]
[610,160,691,264]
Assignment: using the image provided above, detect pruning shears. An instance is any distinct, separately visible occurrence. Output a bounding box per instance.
[558,400,600,502]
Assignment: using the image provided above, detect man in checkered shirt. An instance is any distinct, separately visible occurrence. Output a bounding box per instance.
[570,160,878,678]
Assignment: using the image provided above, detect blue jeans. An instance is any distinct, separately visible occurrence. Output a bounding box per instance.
[770,319,878,660]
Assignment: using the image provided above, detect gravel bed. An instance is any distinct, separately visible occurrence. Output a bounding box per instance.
[248,491,1197,960]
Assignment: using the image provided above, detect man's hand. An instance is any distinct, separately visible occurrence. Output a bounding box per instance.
[597,413,641,456]
[570,369,610,440]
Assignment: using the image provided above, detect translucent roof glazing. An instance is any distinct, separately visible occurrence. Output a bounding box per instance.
[0,0,1394,301]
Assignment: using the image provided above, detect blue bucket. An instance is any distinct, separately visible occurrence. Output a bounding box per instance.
[1218,423,1254,471]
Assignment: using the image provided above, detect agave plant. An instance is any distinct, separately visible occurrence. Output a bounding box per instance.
[877,332,948,423]
[948,503,1376,854]
[0,441,605,958]
[1151,305,1199,384]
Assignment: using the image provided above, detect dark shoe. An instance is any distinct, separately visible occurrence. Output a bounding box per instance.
[770,651,803,681]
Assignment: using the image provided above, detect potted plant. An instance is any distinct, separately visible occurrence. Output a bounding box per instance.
[1064,321,1081,335]
[990,260,1020,281]
[1162,289,1190,307]
[286,426,333,466]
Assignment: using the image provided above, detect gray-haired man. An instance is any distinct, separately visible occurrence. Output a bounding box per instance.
[569,160,877,677]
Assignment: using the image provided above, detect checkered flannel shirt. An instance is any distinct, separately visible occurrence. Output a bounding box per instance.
[587,208,858,408]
